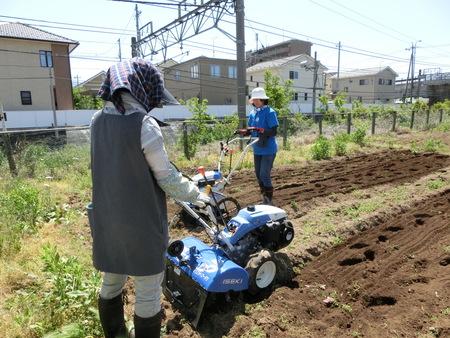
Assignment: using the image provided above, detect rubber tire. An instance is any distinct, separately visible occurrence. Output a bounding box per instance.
[245,249,277,295]
[214,196,241,225]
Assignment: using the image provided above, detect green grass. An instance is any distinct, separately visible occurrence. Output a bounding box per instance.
[0,122,449,337]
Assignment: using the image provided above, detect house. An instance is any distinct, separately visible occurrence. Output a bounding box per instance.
[162,56,238,105]
[246,54,328,109]
[0,22,79,111]
[246,39,312,67]
[74,71,106,96]
[330,67,398,104]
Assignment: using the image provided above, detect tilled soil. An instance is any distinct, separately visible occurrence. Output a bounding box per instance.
[156,131,450,337]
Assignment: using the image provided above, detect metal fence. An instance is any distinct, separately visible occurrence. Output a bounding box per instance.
[179,109,450,158]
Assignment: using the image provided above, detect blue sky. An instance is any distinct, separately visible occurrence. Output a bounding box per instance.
[2,0,449,84]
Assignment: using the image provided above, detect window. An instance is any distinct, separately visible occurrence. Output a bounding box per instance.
[21,91,32,105]
[386,79,393,85]
[304,93,308,101]
[228,66,237,79]
[190,65,198,79]
[289,71,298,80]
[224,98,232,104]
[344,87,349,92]
[358,96,362,102]
[359,79,369,85]
[39,51,53,67]
[250,75,253,82]
[378,78,385,85]
[175,70,181,82]
[293,92,298,100]
[210,64,220,78]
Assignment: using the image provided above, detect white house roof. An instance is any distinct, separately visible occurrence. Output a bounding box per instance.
[331,66,398,79]
[0,21,79,52]
[247,54,328,72]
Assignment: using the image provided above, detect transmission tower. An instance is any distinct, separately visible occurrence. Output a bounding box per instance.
[114,0,247,126]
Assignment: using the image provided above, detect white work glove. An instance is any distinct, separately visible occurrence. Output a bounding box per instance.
[195,192,211,208]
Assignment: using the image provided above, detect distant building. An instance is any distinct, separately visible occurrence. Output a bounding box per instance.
[246,39,312,68]
[331,67,398,104]
[0,22,79,111]
[247,54,328,110]
[74,71,106,96]
[162,56,238,105]
[395,68,450,105]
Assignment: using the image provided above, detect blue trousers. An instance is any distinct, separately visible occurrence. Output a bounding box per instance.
[254,153,276,188]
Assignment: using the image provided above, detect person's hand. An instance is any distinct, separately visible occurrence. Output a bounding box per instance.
[195,200,207,208]
[247,127,264,134]
[235,129,251,136]
[196,192,211,207]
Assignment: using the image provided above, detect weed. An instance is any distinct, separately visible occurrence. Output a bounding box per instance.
[424,138,444,153]
[350,124,368,146]
[426,178,448,190]
[241,325,265,337]
[333,237,344,245]
[341,304,353,312]
[6,244,102,336]
[310,135,332,160]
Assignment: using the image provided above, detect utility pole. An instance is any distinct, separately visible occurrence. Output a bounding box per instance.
[49,67,59,137]
[135,4,142,57]
[236,0,246,128]
[405,40,421,103]
[118,39,122,61]
[312,51,318,120]
[336,41,341,93]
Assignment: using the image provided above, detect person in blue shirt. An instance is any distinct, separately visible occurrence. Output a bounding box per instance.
[247,87,279,205]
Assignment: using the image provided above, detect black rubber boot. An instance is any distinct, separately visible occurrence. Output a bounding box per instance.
[133,310,162,338]
[98,294,128,338]
[262,186,274,205]
[259,183,266,204]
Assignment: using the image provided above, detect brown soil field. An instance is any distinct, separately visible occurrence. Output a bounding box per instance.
[126,131,450,337]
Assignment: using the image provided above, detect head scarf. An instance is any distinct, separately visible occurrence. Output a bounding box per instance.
[98,57,164,113]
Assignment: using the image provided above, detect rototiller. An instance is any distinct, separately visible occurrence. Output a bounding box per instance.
[164,130,295,327]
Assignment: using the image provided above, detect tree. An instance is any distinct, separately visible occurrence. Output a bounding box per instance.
[261,70,297,135]
[263,70,295,118]
[73,87,103,110]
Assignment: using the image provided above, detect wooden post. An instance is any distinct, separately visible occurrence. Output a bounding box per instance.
[0,101,17,176]
[371,111,376,135]
[410,110,415,130]
[439,109,443,123]
[425,109,430,126]
[391,111,397,132]
[318,114,323,135]
[282,116,287,148]
[182,122,190,160]
[347,113,351,134]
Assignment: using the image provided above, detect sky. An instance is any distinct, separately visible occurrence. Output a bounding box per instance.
[2,0,449,85]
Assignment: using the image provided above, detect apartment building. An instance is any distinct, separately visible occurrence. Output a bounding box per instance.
[331,67,398,104]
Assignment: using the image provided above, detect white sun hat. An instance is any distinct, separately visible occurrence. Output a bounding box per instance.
[249,87,270,103]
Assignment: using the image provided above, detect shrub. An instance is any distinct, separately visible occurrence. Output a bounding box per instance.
[310,135,331,160]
